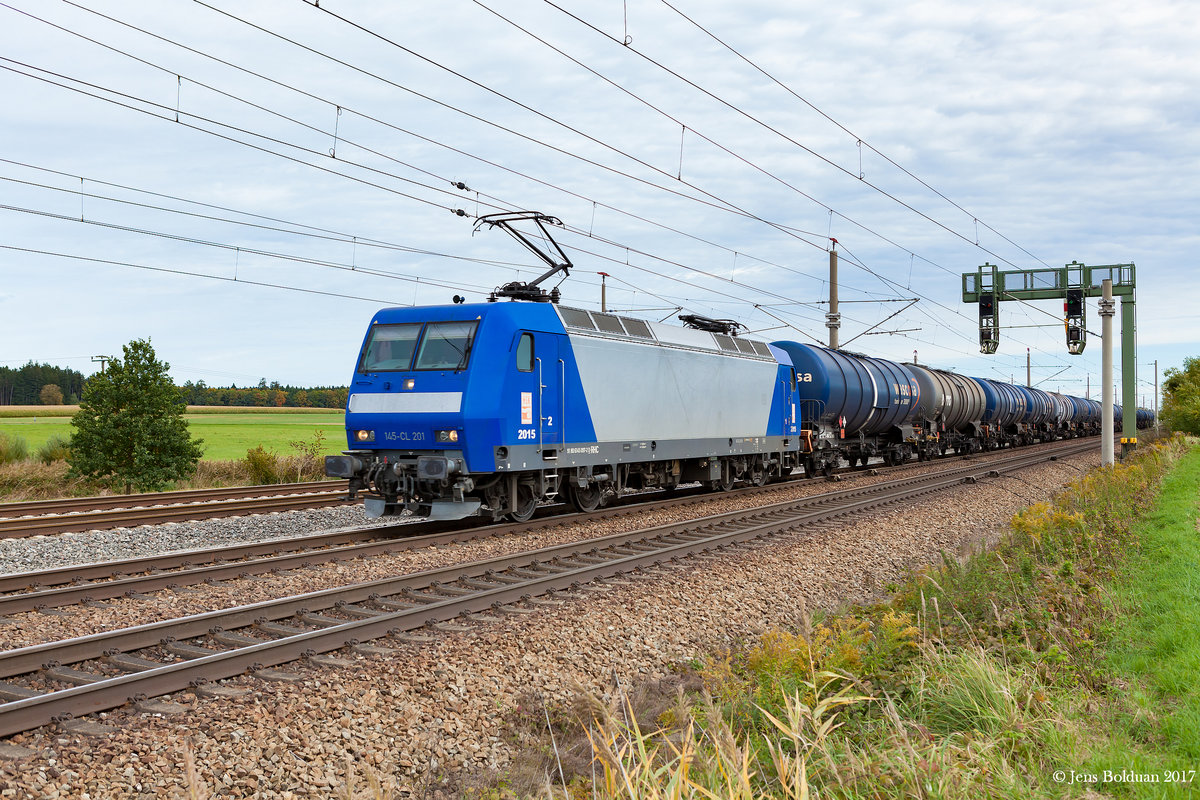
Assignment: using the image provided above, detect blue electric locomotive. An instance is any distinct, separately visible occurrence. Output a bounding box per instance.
[325,300,801,520]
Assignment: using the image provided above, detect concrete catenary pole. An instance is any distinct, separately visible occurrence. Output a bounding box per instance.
[827,242,840,349]
[1121,295,1138,457]
[1153,359,1159,437]
[1100,278,1115,467]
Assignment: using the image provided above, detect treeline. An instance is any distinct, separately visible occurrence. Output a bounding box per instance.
[179,380,348,408]
[0,363,86,405]
[0,363,347,408]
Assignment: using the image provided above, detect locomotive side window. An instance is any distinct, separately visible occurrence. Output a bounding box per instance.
[414,321,478,371]
[516,333,534,372]
[358,323,421,372]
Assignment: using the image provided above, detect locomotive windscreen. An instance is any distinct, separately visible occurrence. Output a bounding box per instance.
[357,320,478,373]
[413,321,478,371]
[358,323,421,372]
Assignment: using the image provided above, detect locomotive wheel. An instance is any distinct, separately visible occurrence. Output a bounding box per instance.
[568,482,603,513]
[508,483,539,522]
[717,460,736,492]
[749,462,767,487]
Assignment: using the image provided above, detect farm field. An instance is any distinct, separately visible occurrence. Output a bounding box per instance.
[0,407,346,461]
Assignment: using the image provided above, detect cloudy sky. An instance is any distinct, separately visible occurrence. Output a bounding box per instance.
[1,0,1195,405]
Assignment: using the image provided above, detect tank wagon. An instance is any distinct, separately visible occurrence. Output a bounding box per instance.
[768,342,921,474]
[905,363,987,459]
[763,343,1129,472]
[324,302,800,520]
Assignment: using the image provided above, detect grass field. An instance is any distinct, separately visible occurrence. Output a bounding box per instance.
[0,408,346,461]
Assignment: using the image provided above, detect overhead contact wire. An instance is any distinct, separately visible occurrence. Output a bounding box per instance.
[655,0,1054,270]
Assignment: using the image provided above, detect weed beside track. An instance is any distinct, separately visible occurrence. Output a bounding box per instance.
[496,435,1196,799]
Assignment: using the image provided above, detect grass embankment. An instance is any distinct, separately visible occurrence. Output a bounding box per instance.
[498,436,1200,799]
[0,407,347,500]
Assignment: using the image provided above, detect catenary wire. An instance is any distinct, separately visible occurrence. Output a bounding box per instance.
[281,0,1078,368]
[0,58,856,322]
[54,0,840,289]
[0,8,877,312]
[5,3,1077,370]
[654,0,1055,270]
[536,0,1045,274]
[0,244,410,305]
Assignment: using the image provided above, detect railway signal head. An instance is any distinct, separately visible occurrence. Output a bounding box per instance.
[979,292,995,318]
[1065,289,1083,318]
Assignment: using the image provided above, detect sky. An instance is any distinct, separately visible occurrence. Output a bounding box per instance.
[0,0,1196,406]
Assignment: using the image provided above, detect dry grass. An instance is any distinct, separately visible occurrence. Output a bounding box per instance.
[0,450,330,502]
[483,437,1193,799]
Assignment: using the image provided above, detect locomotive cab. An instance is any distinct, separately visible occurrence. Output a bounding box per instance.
[326,302,577,520]
[325,311,481,517]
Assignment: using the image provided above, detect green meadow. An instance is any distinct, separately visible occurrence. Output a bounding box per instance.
[0,407,346,461]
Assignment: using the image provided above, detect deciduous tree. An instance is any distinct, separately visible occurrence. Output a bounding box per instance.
[69,339,203,493]
[1161,356,1200,435]
[39,383,63,405]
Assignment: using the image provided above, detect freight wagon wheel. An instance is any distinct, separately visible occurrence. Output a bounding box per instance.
[821,461,835,478]
[568,482,603,513]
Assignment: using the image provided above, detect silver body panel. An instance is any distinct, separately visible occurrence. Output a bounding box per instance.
[566,332,778,441]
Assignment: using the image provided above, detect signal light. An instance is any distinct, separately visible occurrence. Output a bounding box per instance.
[979,292,995,317]
[1065,289,1083,317]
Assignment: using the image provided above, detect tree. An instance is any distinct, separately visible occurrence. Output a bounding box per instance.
[1161,356,1200,435]
[0,362,84,405]
[69,339,204,493]
[39,384,64,405]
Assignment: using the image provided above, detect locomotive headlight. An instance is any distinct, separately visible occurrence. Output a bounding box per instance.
[435,429,460,443]
[354,429,375,443]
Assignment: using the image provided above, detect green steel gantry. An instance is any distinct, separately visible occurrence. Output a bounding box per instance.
[962,261,1138,454]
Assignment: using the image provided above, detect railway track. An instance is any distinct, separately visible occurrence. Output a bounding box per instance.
[0,437,1097,615]
[0,438,1093,614]
[0,439,1092,738]
[0,481,353,538]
